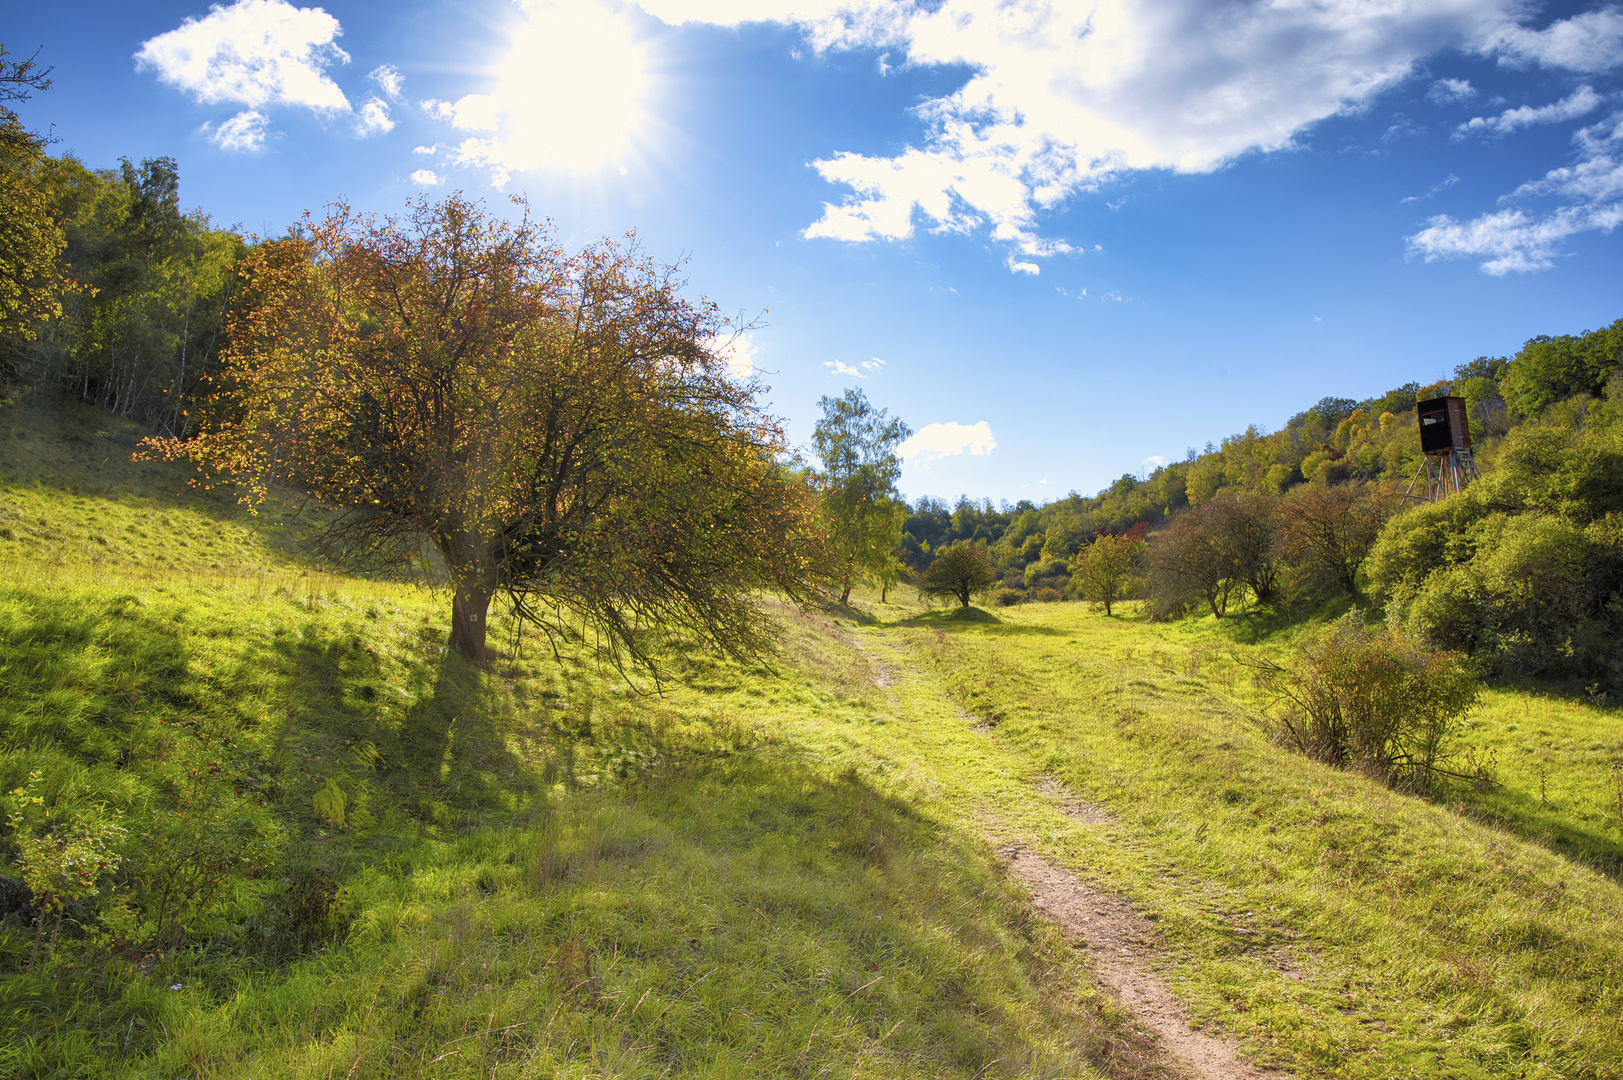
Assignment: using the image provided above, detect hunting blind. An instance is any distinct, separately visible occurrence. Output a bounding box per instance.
[1407,395,1480,501]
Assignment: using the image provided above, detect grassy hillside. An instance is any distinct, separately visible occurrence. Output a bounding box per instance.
[3,393,1621,1079]
[0,396,1130,1079]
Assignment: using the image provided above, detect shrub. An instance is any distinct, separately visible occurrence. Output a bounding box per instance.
[1252,616,1481,790]
[4,771,127,962]
[1071,534,1145,615]
[989,587,1023,607]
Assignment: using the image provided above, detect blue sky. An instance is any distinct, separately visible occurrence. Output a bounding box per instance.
[9,0,1623,503]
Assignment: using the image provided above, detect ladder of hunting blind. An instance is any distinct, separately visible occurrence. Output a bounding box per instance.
[1404,447,1480,503]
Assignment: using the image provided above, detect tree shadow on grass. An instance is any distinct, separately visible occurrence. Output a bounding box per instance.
[1446,783,1623,882]
[896,607,1067,636]
[275,628,541,837]
[900,606,1002,627]
[805,593,879,626]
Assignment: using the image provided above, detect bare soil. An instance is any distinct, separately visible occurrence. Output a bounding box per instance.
[1005,844,1283,1080]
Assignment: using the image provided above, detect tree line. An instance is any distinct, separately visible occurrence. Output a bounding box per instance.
[4,45,1620,689]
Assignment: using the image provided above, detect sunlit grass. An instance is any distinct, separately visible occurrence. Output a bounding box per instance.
[0,395,1125,1079]
[811,598,1623,1080]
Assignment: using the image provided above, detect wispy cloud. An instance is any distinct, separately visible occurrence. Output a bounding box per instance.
[1427,77,1476,105]
[1478,5,1623,73]
[824,357,886,378]
[369,63,404,101]
[1401,173,1460,204]
[1454,85,1602,139]
[356,96,394,136]
[207,108,269,152]
[897,420,997,461]
[1408,111,1623,274]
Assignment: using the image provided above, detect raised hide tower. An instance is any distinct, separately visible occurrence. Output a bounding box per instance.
[1407,396,1479,501]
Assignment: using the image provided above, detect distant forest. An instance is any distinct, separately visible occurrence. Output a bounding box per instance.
[898,323,1620,601]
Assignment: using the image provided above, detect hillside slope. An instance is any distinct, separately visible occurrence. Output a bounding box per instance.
[2,395,1620,1080]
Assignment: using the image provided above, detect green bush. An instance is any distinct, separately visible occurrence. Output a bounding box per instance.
[1254,616,1481,789]
[1375,509,1623,687]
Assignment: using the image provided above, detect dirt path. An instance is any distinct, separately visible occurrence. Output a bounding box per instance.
[1005,844,1280,1080]
[848,625,1279,1080]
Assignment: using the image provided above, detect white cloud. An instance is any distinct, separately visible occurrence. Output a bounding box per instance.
[412,143,439,155]
[1454,85,1602,138]
[356,96,394,136]
[897,420,997,461]
[824,359,868,378]
[1408,111,1623,273]
[409,168,444,186]
[707,332,759,377]
[209,108,269,151]
[1143,455,1168,470]
[426,2,651,181]
[644,0,1535,269]
[369,63,404,100]
[642,1,1623,270]
[1427,77,1476,105]
[1007,257,1040,274]
[136,0,351,113]
[1401,173,1459,203]
[1479,5,1623,73]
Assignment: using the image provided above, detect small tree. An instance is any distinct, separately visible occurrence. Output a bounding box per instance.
[1278,480,1393,599]
[146,195,824,669]
[919,541,996,610]
[812,389,911,604]
[1213,492,1283,604]
[5,772,127,964]
[1072,533,1145,615]
[1146,502,1241,619]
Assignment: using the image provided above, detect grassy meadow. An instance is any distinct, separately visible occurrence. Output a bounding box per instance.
[2,393,1622,1079]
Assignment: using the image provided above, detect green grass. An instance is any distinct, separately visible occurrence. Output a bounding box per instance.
[5,393,1622,1079]
[0,396,1134,1079]
[794,599,1622,1080]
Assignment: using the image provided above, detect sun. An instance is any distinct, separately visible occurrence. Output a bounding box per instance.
[486,1,650,176]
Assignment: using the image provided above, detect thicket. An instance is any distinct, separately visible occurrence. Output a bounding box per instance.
[1368,378,1623,690]
[1251,616,1483,789]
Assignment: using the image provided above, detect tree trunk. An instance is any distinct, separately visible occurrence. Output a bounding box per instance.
[449,579,496,661]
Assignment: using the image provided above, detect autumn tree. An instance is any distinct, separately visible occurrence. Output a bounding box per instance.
[146,194,824,667]
[812,387,911,604]
[0,45,67,367]
[1278,481,1394,599]
[1072,533,1145,615]
[1146,501,1243,619]
[919,541,996,610]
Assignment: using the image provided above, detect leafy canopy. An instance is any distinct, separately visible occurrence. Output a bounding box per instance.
[147,194,824,670]
[812,387,910,602]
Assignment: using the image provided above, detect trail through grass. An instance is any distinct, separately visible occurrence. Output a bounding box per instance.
[5,395,1622,1079]
[779,600,1623,1080]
